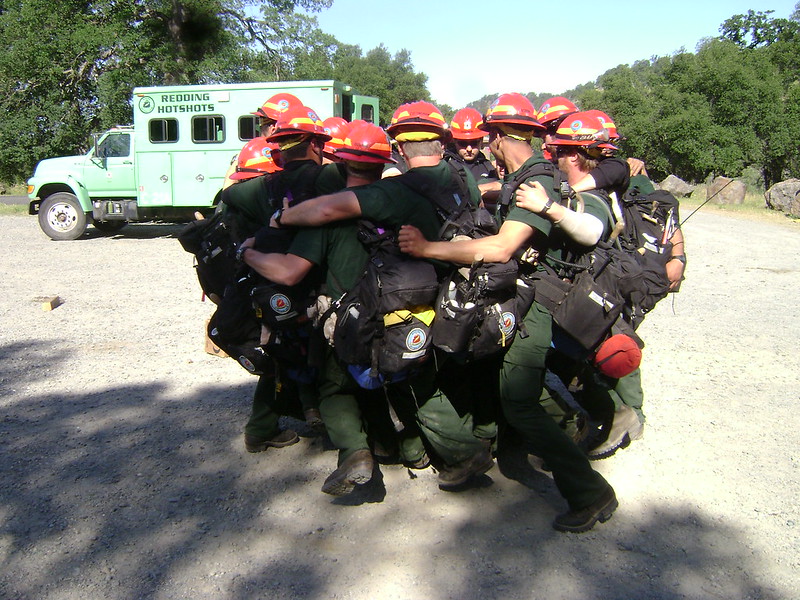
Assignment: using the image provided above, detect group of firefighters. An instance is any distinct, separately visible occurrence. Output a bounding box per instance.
[201,89,687,534]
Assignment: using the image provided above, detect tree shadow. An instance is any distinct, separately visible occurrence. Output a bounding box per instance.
[0,338,789,600]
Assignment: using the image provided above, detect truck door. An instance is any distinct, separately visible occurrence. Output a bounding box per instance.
[135,152,174,207]
[81,131,137,197]
[352,96,379,124]
[170,114,227,207]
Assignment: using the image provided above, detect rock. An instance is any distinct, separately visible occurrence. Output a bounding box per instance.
[764,178,800,213]
[708,177,746,205]
[659,175,694,197]
[792,194,800,217]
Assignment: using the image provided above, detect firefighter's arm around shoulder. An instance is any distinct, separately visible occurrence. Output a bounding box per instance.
[515,181,604,246]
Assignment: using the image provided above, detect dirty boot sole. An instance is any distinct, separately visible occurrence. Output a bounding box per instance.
[321,454,374,496]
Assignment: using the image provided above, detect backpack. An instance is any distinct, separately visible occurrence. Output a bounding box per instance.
[206,276,273,376]
[431,258,519,359]
[399,160,498,241]
[516,191,647,354]
[178,207,248,302]
[187,164,338,376]
[539,241,645,352]
[398,161,520,359]
[616,187,679,316]
[331,222,440,389]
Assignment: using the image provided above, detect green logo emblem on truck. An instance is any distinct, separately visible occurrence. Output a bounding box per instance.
[139,96,155,114]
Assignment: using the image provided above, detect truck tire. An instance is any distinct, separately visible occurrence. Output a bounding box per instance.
[91,218,128,234]
[38,192,87,241]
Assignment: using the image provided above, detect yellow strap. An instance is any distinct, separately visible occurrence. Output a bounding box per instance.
[383,306,435,327]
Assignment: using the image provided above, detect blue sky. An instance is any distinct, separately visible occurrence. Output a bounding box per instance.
[306,0,798,108]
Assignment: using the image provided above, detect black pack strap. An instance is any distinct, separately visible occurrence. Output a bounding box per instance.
[579,191,623,250]
[497,161,565,223]
[396,161,471,229]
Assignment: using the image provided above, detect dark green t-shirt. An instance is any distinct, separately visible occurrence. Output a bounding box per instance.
[498,156,613,262]
[500,156,559,237]
[290,162,471,296]
[354,161,479,241]
[288,221,366,299]
[222,161,346,231]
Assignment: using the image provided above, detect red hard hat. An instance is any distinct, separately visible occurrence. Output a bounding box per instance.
[386,101,448,141]
[548,112,612,147]
[252,92,302,121]
[335,123,396,164]
[322,117,350,158]
[582,109,620,141]
[537,96,579,128]
[593,334,642,378]
[450,108,486,141]
[481,93,544,132]
[229,138,281,181]
[265,105,332,142]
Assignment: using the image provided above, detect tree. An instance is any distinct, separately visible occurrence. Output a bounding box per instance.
[0,0,331,183]
[292,42,430,125]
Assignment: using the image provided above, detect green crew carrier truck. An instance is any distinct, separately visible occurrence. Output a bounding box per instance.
[27,80,378,240]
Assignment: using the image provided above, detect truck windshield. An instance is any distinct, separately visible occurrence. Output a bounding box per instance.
[96,133,131,158]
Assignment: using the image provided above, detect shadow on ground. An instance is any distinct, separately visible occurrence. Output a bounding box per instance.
[0,341,783,600]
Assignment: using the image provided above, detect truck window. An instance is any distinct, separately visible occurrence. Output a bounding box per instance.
[192,115,225,143]
[238,116,258,140]
[96,133,131,157]
[361,105,375,123]
[149,118,179,143]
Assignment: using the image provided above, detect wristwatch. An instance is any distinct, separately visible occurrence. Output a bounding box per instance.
[235,244,249,263]
[539,198,555,215]
[272,207,284,227]
[670,254,687,265]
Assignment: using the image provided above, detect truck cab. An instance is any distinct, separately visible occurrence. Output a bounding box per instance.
[28,80,379,240]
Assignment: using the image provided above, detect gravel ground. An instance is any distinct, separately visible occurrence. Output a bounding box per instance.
[1,210,799,600]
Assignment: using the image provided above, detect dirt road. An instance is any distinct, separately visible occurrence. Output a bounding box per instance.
[1,210,798,600]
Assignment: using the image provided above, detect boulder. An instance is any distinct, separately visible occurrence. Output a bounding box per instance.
[659,175,694,197]
[764,178,800,212]
[708,177,746,205]
[792,194,800,217]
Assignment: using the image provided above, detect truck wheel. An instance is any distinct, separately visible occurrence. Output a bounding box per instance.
[91,218,127,234]
[38,192,87,240]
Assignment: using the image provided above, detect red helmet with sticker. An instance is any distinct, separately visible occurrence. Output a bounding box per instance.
[386,101,448,141]
[252,92,302,121]
[322,116,350,158]
[229,137,281,180]
[582,109,619,140]
[548,112,612,147]
[536,96,579,128]
[265,105,332,142]
[336,123,396,164]
[481,93,543,131]
[450,107,486,141]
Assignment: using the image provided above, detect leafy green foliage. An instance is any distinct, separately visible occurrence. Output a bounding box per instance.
[567,4,800,187]
[0,0,332,183]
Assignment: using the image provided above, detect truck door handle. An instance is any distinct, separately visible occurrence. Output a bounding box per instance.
[195,174,205,182]
[123,160,132,164]
[160,175,169,183]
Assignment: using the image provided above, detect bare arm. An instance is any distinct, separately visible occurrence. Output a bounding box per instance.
[398,220,535,265]
[569,173,599,193]
[274,191,361,228]
[241,244,314,286]
[666,227,686,290]
[515,182,604,246]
